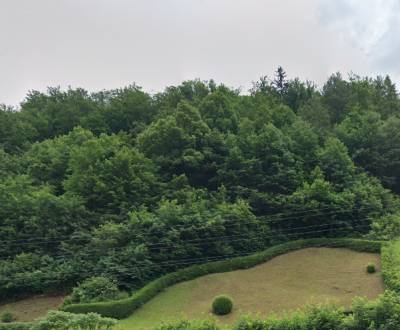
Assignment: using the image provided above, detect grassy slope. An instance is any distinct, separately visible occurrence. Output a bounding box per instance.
[0,295,64,322]
[119,248,383,330]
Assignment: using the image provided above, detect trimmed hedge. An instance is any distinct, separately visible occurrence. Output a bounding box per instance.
[381,239,400,292]
[62,238,382,319]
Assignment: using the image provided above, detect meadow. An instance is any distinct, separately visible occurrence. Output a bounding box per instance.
[119,248,383,329]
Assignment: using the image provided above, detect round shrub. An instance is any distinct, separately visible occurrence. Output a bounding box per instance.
[367,263,376,273]
[212,295,233,315]
[1,311,14,323]
[70,276,121,303]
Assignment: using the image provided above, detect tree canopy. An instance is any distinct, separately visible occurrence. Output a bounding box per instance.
[1,71,400,298]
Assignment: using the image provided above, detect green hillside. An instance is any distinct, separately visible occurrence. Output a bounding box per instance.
[2,70,400,329]
[119,248,383,330]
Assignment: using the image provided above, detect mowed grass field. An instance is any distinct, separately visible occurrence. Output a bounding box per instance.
[0,295,64,322]
[119,248,383,330]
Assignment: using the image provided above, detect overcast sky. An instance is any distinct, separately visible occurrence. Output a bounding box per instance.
[1,0,399,106]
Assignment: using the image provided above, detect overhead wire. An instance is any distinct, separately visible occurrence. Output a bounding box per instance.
[0,221,373,263]
[0,205,375,247]
[7,229,375,285]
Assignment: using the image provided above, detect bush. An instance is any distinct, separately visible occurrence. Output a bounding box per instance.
[62,238,382,319]
[366,263,376,273]
[0,252,80,301]
[148,292,400,330]
[155,320,220,330]
[212,295,233,315]
[1,311,14,323]
[31,310,116,330]
[70,276,122,303]
[234,305,347,330]
[0,323,33,330]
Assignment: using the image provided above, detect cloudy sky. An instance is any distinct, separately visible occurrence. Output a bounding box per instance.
[0,0,399,106]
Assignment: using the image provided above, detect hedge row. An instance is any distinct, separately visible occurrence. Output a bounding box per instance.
[62,238,382,319]
[381,239,400,293]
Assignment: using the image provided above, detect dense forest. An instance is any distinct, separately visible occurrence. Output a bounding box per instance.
[1,68,400,299]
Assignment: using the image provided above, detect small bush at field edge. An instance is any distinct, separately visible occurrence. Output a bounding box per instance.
[212,295,233,315]
[367,263,376,273]
[1,311,14,323]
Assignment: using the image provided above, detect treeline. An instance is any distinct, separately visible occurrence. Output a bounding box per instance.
[1,69,400,298]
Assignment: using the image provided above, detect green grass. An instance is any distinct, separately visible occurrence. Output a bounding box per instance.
[118,248,383,330]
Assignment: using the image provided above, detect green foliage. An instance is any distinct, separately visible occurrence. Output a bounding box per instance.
[0,148,20,177]
[0,323,33,330]
[317,137,355,188]
[70,276,121,304]
[20,88,99,140]
[31,311,116,330]
[199,90,238,132]
[160,291,400,330]
[233,306,347,330]
[0,174,87,259]
[62,238,381,319]
[64,133,158,213]
[322,72,351,124]
[137,101,214,185]
[212,295,233,315]
[369,213,400,241]
[1,73,400,303]
[284,78,316,112]
[366,263,376,274]
[23,127,94,193]
[155,320,219,330]
[0,105,36,153]
[0,252,82,299]
[381,240,400,293]
[1,311,14,323]
[97,85,156,135]
[335,109,400,193]
[298,97,331,134]
[349,291,400,330]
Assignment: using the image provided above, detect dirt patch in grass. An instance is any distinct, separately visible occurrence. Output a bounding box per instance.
[119,248,384,330]
[0,295,65,322]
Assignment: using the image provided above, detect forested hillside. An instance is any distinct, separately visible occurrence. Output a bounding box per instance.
[1,69,400,299]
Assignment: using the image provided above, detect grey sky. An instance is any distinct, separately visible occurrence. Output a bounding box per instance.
[0,0,398,106]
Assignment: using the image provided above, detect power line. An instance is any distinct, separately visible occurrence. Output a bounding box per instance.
[0,217,372,259]
[0,217,373,262]
[0,205,375,247]
[0,222,372,262]
[4,233,377,286]
[1,204,365,244]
